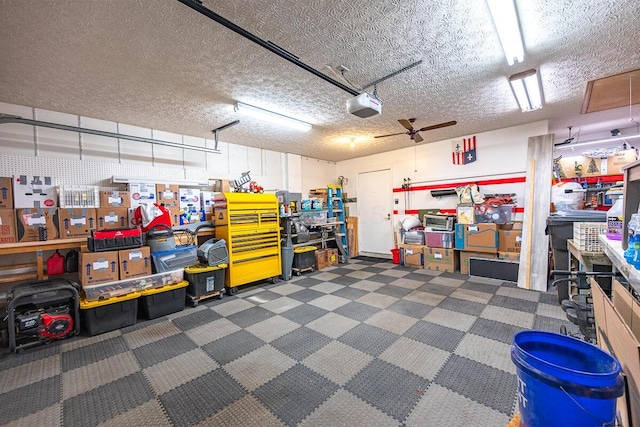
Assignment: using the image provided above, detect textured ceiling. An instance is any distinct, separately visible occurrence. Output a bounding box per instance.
[0,0,639,162]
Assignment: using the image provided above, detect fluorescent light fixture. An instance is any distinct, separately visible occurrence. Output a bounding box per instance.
[487,0,524,65]
[555,133,640,150]
[234,101,311,132]
[509,69,543,112]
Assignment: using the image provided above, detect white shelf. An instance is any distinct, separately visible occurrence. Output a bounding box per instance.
[599,235,640,294]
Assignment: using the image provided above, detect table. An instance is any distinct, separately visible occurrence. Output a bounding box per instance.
[567,239,612,271]
[599,235,640,294]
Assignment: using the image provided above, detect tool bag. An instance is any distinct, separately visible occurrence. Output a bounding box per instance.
[87,228,143,252]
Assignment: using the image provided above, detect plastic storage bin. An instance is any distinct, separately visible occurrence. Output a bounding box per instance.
[151,245,197,273]
[80,292,139,336]
[298,210,327,225]
[138,280,188,319]
[184,265,227,298]
[424,230,455,248]
[82,269,184,301]
[293,246,317,269]
[546,212,606,269]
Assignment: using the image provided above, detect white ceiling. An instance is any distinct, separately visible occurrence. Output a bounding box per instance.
[0,0,639,162]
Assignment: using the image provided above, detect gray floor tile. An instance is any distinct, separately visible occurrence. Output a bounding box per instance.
[226,306,277,328]
[269,327,332,361]
[423,307,477,332]
[403,289,446,306]
[254,364,339,426]
[337,323,399,357]
[448,287,493,304]
[429,276,465,288]
[496,285,541,302]
[4,403,62,427]
[454,333,515,374]
[144,348,219,395]
[309,281,346,294]
[63,351,140,399]
[1,354,60,394]
[196,394,285,427]
[333,301,381,322]
[469,318,525,344]
[159,369,245,427]
[245,315,301,343]
[360,266,387,274]
[350,279,385,292]
[288,277,325,287]
[278,303,329,325]
[61,336,129,372]
[437,296,485,316]
[417,282,457,296]
[299,389,398,427]
[1,376,61,424]
[403,320,465,352]
[374,284,413,298]
[286,288,326,303]
[489,294,538,313]
[326,275,361,286]
[306,312,360,338]
[259,296,303,314]
[223,344,297,391]
[330,286,369,300]
[211,298,256,317]
[386,299,434,319]
[202,330,266,365]
[481,305,535,329]
[97,399,171,427]
[345,269,376,279]
[345,359,430,422]
[365,309,418,335]
[171,308,222,331]
[379,337,450,380]
[133,333,198,369]
[356,292,399,309]
[539,291,561,305]
[303,341,373,385]
[122,321,182,350]
[185,318,243,346]
[269,283,306,295]
[308,294,351,311]
[459,280,500,294]
[244,290,283,304]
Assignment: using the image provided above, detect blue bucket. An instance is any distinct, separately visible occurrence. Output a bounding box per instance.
[511,330,624,427]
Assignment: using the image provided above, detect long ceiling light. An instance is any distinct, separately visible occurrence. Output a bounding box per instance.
[487,0,524,66]
[234,101,312,132]
[555,133,640,150]
[509,69,543,112]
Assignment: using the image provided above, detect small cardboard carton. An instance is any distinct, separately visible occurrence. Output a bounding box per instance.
[0,209,17,243]
[79,250,119,286]
[398,244,425,268]
[57,208,97,238]
[15,208,59,242]
[327,248,339,266]
[12,175,57,209]
[455,223,498,253]
[96,207,129,230]
[423,247,459,273]
[498,251,521,262]
[498,223,523,252]
[156,184,179,207]
[315,248,331,270]
[119,246,152,279]
[99,190,131,208]
[0,177,13,209]
[128,183,156,208]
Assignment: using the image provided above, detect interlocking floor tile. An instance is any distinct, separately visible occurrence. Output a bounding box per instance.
[196,394,285,427]
[429,276,465,288]
[539,291,561,305]
[202,329,266,365]
[1,376,61,424]
[327,275,361,286]
[536,302,567,320]
[61,336,129,372]
[63,351,140,399]
[144,348,219,395]
[386,299,434,319]
[122,320,182,349]
[97,399,171,427]
[359,266,386,274]
[417,282,457,296]
[340,262,368,270]
[345,269,376,279]
[259,296,303,314]
[365,273,397,284]
[299,389,398,427]
[460,280,500,294]
[489,294,538,313]
[411,268,441,276]
[449,287,493,304]
[171,308,222,331]
[211,298,256,317]
[434,354,518,415]
[345,359,430,422]
[533,314,574,335]
[226,306,276,328]
[374,284,413,298]
[185,318,242,346]
[325,267,354,276]
[63,372,154,427]
[133,333,198,369]
[159,369,245,427]
[481,305,535,329]
[286,288,326,303]
[469,317,525,344]
[308,294,351,311]
[333,301,381,321]
[253,364,339,426]
[423,307,477,332]
[278,303,329,325]
[356,292,398,309]
[310,271,340,281]
[405,384,510,427]
[245,315,301,342]
[389,277,425,290]
[496,286,540,302]
[403,289,446,306]
[223,345,296,391]
[350,279,385,292]
[404,320,465,352]
[4,403,61,427]
[454,333,515,374]
[303,341,373,385]
[379,337,450,380]
[1,354,60,394]
[306,312,360,338]
[269,327,332,361]
[337,323,399,357]
[309,281,345,294]
[59,330,121,354]
[365,309,418,335]
[244,290,282,304]
[269,283,306,295]
[330,285,369,300]
[437,295,486,316]
[379,268,410,278]
[287,277,324,287]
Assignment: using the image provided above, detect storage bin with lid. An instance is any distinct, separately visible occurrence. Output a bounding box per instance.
[138,280,188,319]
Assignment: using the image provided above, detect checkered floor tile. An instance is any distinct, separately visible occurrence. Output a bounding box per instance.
[0,257,576,426]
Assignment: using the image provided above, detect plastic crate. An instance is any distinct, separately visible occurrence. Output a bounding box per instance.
[138,280,188,319]
[80,292,139,336]
[82,269,184,301]
[151,245,198,273]
[293,246,317,269]
[573,222,607,252]
[184,265,226,298]
[298,210,327,225]
[58,185,100,208]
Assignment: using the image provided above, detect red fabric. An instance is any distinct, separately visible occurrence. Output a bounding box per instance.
[133,204,172,232]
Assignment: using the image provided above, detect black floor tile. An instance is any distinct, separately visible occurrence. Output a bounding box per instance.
[403,320,464,352]
[133,333,198,368]
[338,323,399,357]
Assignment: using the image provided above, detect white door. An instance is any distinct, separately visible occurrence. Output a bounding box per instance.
[357,169,394,257]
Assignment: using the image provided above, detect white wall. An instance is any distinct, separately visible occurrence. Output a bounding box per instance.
[300,157,337,195]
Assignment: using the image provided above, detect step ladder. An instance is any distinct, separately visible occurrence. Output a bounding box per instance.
[327,185,349,262]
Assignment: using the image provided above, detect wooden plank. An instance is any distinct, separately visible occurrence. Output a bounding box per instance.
[517,134,553,292]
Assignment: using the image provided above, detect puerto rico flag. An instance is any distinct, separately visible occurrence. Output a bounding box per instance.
[452,136,477,165]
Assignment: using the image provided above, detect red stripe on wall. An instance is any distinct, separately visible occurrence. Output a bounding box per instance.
[395,206,524,215]
[393,176,526,193]
[559,175,622,184]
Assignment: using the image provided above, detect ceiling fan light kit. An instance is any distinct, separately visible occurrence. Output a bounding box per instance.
[374,118,457,143]
[509,69,543,112]
[486,0,524,66]
[234,101,312,131]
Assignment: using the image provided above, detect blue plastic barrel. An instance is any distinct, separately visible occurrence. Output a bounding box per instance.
[511,330,624,427]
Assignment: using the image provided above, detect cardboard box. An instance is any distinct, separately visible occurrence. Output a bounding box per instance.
[456,204,475,224]
[592,279,640,426]
[459,251,497,275]
[0,177,13,209]
[201,191,214,214]
[498,251,521,262]
[99,190,130,208]
[96,207,129,230]
[455,223,498,253]
[423,247,458,272]
[156,184,179,207]
[128,182,156,208]
[79,250,119,286]
[179,188,200,211]
[0,209,17,243]
[327,248,339,266]
[58,208,96,238]
[15,208,59,242]
[398,244,425,268]
[315,248,330,270]
[12,175,57,209]
[167,206,181,227]
[498,223,523,252]
[211,179,230,193]
[118,246,152,279]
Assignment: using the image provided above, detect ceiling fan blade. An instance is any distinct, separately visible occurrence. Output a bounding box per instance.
[374,132,407,139]
[398,119,415,131]
[418,120,457,132]
[414,133,424,143]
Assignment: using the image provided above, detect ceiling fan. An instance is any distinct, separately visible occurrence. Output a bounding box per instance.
[374,118,457,143]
